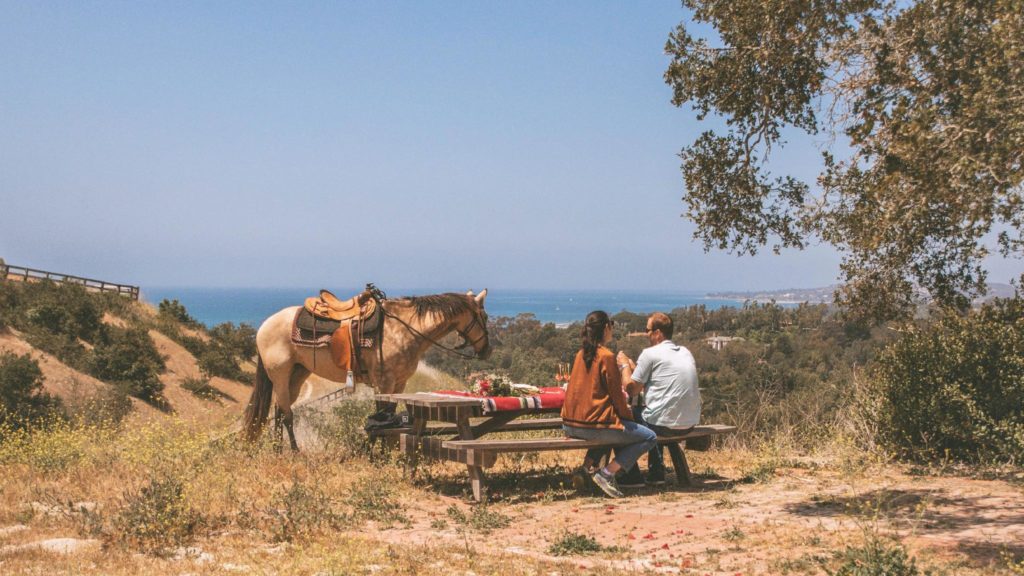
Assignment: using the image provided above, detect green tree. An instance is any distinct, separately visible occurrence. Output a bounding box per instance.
[88,328,166,403]
[158,299,198,327]
[870,295,1024,463]
[0,352,60,426]
[666,0,1024,322]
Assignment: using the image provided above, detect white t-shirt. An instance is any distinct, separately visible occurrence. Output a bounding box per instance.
[631,340,700,429]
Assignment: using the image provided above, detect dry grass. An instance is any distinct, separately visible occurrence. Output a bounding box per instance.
[0,404,1021,575]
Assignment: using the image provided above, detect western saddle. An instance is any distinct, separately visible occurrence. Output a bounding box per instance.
[305,289,377,322]
[294,287,383,375]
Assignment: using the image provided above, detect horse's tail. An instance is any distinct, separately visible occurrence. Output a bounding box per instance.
[242,354,274,441]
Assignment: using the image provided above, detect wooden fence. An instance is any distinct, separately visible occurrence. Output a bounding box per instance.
[0,261,140,300]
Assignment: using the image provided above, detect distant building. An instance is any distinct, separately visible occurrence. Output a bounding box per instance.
[705,333,744,351]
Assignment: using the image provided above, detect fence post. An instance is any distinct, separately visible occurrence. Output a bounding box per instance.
[0,257,6,280]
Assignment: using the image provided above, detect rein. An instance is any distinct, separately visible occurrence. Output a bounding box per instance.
[380,304,486,360]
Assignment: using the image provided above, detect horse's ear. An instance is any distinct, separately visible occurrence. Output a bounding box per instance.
[474,289,488,305]
[466,290,474,297]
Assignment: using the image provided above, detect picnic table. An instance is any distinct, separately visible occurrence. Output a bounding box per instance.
[373,391,735,501]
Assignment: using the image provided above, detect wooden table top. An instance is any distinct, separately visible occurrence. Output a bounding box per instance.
[375,392,484,408]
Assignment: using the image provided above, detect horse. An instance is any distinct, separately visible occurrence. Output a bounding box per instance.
[242,289,492,450]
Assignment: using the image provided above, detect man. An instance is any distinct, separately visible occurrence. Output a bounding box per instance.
[615,312,700,486]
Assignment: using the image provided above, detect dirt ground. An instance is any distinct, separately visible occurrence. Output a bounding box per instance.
[376,449,1024,575]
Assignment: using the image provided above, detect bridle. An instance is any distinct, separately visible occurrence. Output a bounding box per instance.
[456,308,489,352]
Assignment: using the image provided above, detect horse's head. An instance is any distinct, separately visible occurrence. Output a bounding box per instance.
[460,289,492,360]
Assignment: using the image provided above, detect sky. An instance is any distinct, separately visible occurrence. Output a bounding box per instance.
[1,1,1020,293]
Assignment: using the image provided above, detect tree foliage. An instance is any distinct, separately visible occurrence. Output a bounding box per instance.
[666,0,1024,321]
[88,327,166,403]
[870,295,1024,464]
[158,299,198,327]
[427,305,892,444]
[0,352,60,428]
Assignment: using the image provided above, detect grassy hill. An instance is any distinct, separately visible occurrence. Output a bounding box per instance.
[0,281,255,427]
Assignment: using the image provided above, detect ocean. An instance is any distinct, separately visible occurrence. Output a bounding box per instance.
[141,287,745,329]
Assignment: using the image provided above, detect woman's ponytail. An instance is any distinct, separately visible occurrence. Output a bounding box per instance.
[580,310,610,370]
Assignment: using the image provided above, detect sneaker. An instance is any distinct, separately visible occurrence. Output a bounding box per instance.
[617,467,646,489]
[592,470,624,498]
[571,466,593,492]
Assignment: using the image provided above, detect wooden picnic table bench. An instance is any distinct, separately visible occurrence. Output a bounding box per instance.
[367,417,564,440]
[375,392,735,501]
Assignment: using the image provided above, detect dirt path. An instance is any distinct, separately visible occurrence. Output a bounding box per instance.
[376,456,1024,574]
[278,371,1024,574]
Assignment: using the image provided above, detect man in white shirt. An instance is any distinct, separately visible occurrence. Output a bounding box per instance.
[616,312,701,486]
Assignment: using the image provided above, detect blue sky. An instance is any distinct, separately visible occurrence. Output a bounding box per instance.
[1,2,1019,292]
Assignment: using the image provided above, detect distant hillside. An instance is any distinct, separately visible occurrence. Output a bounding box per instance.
[0,280,258,426]
[709,282,1017,305]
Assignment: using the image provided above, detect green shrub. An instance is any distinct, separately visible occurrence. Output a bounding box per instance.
[314,398,375,460]
[188,322,256,381]
[157,299,197,327]
[208,322,257,361]
[181,377,231,403]
[547,530,623,556]
[0,352,60,428]
[110,477,203,554]
[871,297,1024,464]
[197,343,245,381]
[88,328,166,403]
[269,478,345,542]
[828,538,928,576]
[65,383,133,426]
[23,327,94,372]
[20,281,104,342]
[444,504,509,534]
[176,334,206,358]
[349,474,408,526]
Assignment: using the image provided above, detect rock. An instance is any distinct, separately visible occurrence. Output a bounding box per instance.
[173,547,214,563]
[0,525,28,538]
[72,502,97,513]
[36,538,100,554]
[27,502,64,517]
[24,501,97,518]
[0,538,100,555]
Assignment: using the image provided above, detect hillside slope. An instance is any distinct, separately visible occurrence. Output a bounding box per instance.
[0,299,250,427]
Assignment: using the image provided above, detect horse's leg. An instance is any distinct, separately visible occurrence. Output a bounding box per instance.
[283,366,311,452]
[273,406,284,451]
[267,362,301,452]
[283,409,299,452]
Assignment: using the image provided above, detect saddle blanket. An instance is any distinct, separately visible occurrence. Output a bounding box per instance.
[432,387,565,413]
[291,308,335,348]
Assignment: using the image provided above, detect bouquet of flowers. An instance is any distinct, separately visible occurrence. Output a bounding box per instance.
[469,372,536,397]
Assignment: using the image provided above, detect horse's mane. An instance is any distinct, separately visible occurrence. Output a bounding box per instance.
[397,293,475,322]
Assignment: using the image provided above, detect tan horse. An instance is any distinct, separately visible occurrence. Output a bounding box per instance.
[243,289,491,450]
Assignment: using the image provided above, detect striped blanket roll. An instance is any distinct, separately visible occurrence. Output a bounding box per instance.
[433,387,566,414]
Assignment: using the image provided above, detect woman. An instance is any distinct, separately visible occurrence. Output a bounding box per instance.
[561,310,657,498]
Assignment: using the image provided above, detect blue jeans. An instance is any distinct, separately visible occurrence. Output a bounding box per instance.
[587,407,667,477]
[563,421,657,473]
